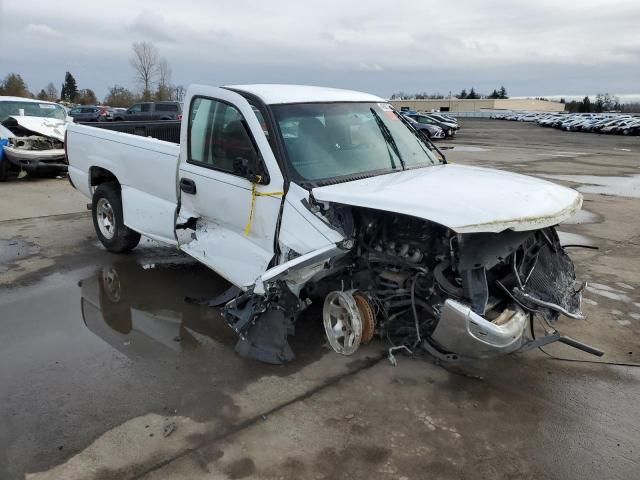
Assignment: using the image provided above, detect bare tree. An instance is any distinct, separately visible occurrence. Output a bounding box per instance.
[45,82,58,101]
[173,85,186,102]
[156,58,172,101]
[130,41,160,101]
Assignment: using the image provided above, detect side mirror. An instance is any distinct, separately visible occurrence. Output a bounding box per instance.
[233,157,269,184]
[233,156,251,177]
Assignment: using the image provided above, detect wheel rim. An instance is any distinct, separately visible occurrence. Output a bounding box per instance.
[96,197,116,240]
[323,291,362,355]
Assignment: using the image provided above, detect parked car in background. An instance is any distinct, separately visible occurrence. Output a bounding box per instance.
[0,96,68,180]
[497,110,639,136]
[403,115,445,140]
[112,101,182,121]
[68,106,111,122]
[403,113,457,138]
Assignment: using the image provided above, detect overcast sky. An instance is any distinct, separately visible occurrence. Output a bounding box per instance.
[1,0,639,100]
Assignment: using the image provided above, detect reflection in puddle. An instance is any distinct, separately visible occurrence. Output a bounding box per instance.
[540,173,640,198]
[79,259,327,364]
[80,260,237,359]
[442,145,490,152]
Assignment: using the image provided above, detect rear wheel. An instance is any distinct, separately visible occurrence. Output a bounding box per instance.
[92,182,141,253]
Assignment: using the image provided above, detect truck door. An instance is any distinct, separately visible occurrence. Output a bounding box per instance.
[176,85,285,288]
[126,104,142,121]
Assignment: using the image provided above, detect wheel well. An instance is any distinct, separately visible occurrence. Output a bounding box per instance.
[90,167,119,188]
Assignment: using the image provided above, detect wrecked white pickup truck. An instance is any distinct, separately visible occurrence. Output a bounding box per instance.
[67,84,601,364]
[0,96,69,180]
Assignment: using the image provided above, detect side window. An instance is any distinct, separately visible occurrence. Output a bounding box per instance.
[141,103,151,113]
[188,97,260,176]
[156,104,178,112]
[128,104,142,113]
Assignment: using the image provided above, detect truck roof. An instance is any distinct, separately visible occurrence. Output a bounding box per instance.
[226,84,385,105]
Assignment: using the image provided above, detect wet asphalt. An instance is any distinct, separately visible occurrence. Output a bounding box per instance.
[1,119,639,479]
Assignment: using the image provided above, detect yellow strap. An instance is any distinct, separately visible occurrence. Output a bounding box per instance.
[244,175,284,235]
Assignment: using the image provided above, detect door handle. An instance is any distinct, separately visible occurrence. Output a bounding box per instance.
[180,177,197,195]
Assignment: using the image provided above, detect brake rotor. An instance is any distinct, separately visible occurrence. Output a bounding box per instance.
[353,292,376,344]
[323,290,362,355]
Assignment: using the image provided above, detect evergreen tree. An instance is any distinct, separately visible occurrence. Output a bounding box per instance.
[467,87,479,99]
[36,89,48,100]
[61,72,78,101]
[498,86,508,99]
[458,89,467,99]
[488,89,499,99]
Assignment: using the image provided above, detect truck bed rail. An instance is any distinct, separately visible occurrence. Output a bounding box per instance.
[79,121,181,144]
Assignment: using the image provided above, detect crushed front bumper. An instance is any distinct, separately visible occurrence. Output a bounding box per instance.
[431,299,529,358]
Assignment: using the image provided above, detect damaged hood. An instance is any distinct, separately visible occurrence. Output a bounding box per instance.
[312,164,582,233]
[6,116,67,141]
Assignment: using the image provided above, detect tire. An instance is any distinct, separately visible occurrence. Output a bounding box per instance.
[92,182,141,253]
[0,158,8,182]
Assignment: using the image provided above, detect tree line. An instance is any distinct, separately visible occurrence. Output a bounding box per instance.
[559,93,639,113]
[0,41,185,108]
[391,86,508,100]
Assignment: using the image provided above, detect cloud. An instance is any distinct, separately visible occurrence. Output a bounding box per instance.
[359,63,383,72]
[24,23,63,39]
[128,10,175,42]
[4,0,640,98]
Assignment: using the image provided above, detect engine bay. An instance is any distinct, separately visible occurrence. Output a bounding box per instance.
[223,204,595,365]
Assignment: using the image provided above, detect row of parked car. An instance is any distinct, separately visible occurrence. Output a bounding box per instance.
[68,101,183,122]
[493,111,640,135]
[399,111,459,140]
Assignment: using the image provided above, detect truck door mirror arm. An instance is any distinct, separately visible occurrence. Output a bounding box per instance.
[233,156,270,184]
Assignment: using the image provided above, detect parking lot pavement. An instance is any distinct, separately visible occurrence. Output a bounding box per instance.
[1,119,639,480]
[0,176,87,222]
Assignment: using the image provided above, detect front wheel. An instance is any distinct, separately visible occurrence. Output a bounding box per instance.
[92,182,141,253]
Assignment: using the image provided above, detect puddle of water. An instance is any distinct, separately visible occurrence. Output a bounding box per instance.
[540,174,640,199]
[0,258,328,478]
[536,151,588,158]
[0,237,41,270]
[557,231,595,246]
[614,148,631,152]
[585,282,633,303]
[561,209,601,225]
[630,313,640,320]
[448,145,490,152]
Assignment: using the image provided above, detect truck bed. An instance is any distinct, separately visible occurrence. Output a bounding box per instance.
[67,123,181,243]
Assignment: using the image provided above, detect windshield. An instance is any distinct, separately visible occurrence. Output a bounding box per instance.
[0,101,67,123]
[272,102,442,184]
